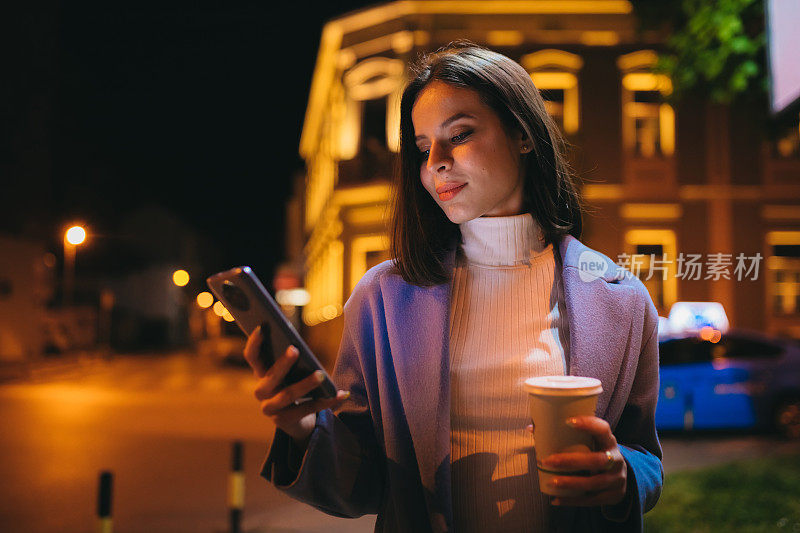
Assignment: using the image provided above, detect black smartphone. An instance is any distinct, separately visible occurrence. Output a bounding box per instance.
[206,266,336,400]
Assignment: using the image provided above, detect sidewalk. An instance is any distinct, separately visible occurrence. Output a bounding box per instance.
[0,351,87,383]
[0,348,187,384]
[244,500,376,533]
[660,433,800,473]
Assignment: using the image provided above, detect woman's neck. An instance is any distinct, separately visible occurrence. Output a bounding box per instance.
[458,213,550,267]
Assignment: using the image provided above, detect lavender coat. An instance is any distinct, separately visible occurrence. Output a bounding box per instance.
[262,234,663,532]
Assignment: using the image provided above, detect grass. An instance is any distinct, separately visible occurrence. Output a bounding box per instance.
[644,453,800,532]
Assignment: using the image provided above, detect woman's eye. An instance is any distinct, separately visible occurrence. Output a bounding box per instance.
[451,130,472,143]
[417,131,470,161]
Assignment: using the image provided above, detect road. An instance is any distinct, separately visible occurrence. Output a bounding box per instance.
[0,351,375,533]
[1,351,796,532]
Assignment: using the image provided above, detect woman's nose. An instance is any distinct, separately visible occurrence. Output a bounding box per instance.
[426,143,452,174]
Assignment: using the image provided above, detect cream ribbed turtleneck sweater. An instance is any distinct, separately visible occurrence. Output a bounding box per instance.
[449,213,569,532]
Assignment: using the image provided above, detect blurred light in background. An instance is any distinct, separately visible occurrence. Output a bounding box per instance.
[196,292,214,308]
[667,301,730,335]
[172,269,190,287]
[65,226,86,245]
[222,310,234,322]
[699,326,722,343]
[276,288,311,306]
[486,30,524,47]
[43,253,56,268]
[321,304,338,321]
[213,301,226,317]
[63,224,87,307]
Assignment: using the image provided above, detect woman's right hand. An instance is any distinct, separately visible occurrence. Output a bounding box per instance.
[244,325,350,450]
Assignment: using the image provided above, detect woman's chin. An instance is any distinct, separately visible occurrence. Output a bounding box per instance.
[443,209,480,225]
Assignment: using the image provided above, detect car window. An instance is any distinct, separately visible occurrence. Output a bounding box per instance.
[715,336,783,360]
[659,338,714,366]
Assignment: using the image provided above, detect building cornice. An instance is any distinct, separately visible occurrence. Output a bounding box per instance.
[300,0,635,158]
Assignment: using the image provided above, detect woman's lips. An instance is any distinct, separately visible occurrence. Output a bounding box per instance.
[437,183,467,201]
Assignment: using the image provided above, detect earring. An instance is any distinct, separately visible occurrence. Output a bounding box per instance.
[521,144,530,153]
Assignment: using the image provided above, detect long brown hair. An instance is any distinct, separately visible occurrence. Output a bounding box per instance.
[390,41,583,286]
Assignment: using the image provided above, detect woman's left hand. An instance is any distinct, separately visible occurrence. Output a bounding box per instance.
[527,415,628,507]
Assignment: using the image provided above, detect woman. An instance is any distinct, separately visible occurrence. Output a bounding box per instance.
[247,42,663,532]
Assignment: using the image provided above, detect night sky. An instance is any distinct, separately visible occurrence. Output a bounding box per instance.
[5,1,377,293]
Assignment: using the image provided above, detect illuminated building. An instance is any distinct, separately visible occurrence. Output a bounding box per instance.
[287,0,800,363]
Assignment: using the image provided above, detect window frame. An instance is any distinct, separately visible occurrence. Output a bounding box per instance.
[521,49,584,135]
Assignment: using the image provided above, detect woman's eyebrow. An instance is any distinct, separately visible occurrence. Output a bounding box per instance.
[415,112,476,141]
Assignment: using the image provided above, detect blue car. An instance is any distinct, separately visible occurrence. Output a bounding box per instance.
[656,329,800,439]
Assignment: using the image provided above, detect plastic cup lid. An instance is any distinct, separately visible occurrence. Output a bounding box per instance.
[524,375,603,396]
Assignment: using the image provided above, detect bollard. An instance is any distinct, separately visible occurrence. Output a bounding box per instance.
[97,470,113,533]
[229,441,244,533]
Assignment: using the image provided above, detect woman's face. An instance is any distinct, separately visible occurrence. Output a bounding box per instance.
[412,80,529,224]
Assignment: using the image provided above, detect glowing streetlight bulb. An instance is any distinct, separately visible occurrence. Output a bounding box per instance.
[173,270,190,287]
[65,226,86,245]
[62,224,88,307]
[196,292,214,309]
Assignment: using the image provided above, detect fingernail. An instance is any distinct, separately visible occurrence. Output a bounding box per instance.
[565,417,578,428]
[289,346,299,357]
[340,391,351,399]
[314,370,324,382]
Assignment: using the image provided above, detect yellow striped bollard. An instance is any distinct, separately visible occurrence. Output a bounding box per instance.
[229,441,244,533]
[97,470,113,533]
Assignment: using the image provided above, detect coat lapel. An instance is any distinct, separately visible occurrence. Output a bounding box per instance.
[557,235,640,420]
[386,235,640,530]
[381,250,457,531]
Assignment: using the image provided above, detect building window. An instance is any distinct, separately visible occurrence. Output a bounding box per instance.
[336,57,404,185]
[341,56,405,156]
[631,90,663,157]
[624,229,678,314]
[362,96,388,154]
[521,50,583,135]
[539,87,565,128]
[767,232,800,315]
[617,51,675,158]
[350,234,390,294]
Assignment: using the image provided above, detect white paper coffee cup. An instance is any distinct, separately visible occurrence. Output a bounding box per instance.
[524,375,603,497]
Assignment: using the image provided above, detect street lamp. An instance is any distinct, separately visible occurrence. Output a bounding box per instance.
[63,225,86,307]
[171,269,194,347]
